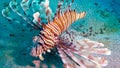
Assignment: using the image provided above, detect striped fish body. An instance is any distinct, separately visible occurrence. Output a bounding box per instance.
[31,10,86,57]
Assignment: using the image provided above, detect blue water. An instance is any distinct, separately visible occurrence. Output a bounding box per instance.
[0,0,120,68]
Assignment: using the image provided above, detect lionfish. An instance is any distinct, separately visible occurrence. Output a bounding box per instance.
[2,0,111,68]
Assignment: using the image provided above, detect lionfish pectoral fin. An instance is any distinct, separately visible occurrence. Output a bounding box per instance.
[63,50,87,68]
[58,45,87,68]
[58,48,77,68]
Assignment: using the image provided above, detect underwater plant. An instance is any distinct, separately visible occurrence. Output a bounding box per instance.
[2,0,111,68]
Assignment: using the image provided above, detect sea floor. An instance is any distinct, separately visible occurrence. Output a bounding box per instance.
[0,0,120,68]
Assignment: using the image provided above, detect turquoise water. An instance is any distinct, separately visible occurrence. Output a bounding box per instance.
[0,0,120,68]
